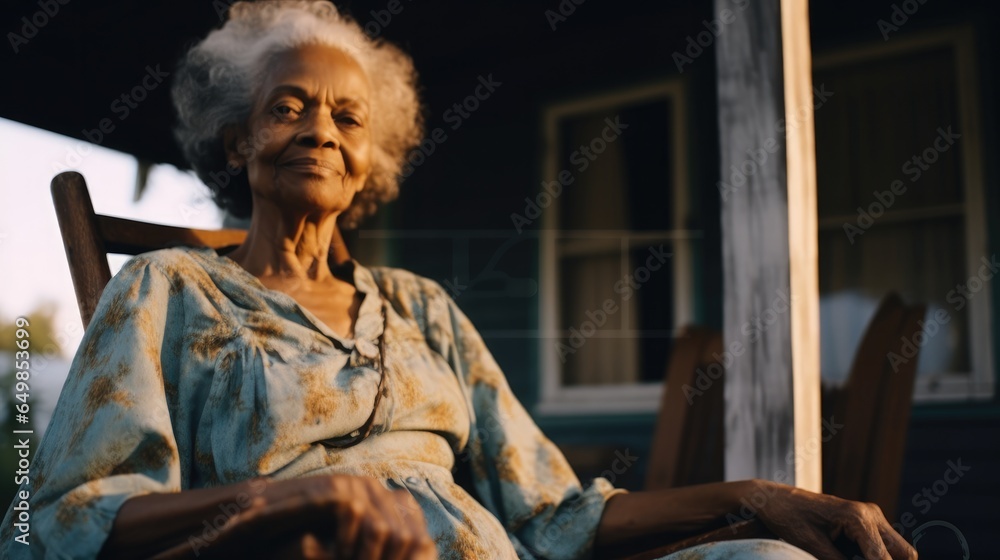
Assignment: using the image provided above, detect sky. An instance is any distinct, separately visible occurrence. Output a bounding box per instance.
[0,117,223,359]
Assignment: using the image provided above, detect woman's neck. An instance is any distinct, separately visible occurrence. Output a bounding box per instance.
[225,199,345,285]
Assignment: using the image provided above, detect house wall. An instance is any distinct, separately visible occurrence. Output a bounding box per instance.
[373,0,999,556]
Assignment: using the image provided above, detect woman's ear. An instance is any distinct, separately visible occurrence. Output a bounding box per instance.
[221,124,248,170]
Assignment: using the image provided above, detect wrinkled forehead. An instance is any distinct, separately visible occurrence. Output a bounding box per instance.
[251,43,371,107]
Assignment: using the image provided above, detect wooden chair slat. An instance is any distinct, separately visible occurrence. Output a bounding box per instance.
[51,172,113,328]
[97,214,247,255]
[865,302,925,519]
[51,171,353,329]
[679,331,724,487]
[826,293,906,502]
[645,327,717,490]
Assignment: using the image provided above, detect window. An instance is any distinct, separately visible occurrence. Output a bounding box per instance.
[813,27,993,401]
[538,79,694,414]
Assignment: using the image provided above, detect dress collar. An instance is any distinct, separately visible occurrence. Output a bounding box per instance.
[196,246,384,355]
[334,258,385,358]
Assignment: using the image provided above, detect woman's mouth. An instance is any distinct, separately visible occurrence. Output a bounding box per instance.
[278,157,341,175]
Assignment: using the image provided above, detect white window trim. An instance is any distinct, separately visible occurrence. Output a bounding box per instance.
[537,79,690,416]
[813,25,994,402]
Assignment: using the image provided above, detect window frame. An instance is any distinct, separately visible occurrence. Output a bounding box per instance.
[537,78,691,415]
[812,25,994,402]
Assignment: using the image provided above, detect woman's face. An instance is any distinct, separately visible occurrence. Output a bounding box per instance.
[228,43,373,218]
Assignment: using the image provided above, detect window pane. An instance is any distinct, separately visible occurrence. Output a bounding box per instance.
[552,93,681,388]
[815,47,962,218]
[557,99,674,231]
[557,240,676,386]
[819,218,970,382]
[815,44,972,386]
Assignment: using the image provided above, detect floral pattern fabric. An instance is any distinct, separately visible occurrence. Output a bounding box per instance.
[0,246,626,559]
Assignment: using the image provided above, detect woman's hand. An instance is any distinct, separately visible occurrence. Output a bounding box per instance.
[754,480,917,560]
[130,474,438,560]
[205,475,438,560]
[596,480,918,560]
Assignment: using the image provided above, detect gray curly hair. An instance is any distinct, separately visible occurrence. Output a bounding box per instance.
[171,0,423,229]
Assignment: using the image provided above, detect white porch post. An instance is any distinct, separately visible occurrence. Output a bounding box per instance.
[716,0,822,491]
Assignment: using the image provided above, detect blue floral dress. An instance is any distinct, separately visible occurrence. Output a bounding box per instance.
[0,246,625,559]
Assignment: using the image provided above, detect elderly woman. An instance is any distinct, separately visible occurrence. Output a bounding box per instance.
[1,2,916,559]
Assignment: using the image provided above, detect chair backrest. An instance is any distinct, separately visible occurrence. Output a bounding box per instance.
[51,172,246,328]
[648,293,924,517]
[822,292,925,520]
[51,171,351,328]
[865,301,924,519]
[822,293,906,497]
[645,326,724,490]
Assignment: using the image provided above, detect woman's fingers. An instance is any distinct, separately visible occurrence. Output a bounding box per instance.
[394,490,429,537]
[370,486,437,560]
[855,522,892,560]
[840,503,894,560]
[333,494,365,558]
[880,523,918,560]
[754,484,919,560]
[156,492,323,558]
[357,484,396,560]
[170,474,436,560]
[299,532,337,559]
[268,532,337,560]
[848,502,918,560]
[393,489,437,560]
[329,477,436,560]
[219,493,342,555]
[867,508,918,560]
[360,482,405,560]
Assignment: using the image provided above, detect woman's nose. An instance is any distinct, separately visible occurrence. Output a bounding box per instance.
[296,112,340,148]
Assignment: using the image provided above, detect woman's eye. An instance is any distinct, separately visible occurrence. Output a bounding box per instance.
[337,114,363,127]
[272,105,300,119]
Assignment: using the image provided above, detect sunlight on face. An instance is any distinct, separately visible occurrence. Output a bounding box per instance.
[231,44,373,218]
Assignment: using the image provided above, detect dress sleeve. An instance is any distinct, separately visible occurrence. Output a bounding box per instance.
[422,279,628,560]
[0,256,182,559]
